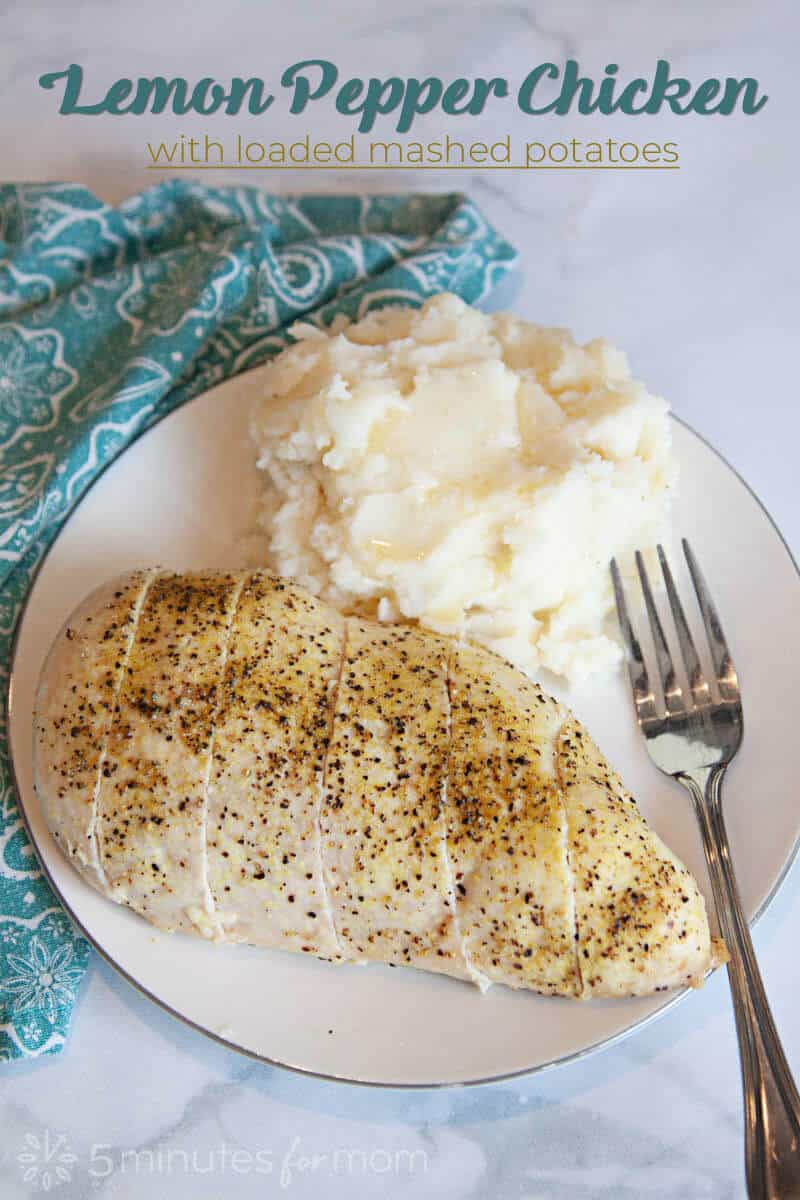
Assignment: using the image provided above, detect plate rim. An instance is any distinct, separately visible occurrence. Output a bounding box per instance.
[8,388,800,1089]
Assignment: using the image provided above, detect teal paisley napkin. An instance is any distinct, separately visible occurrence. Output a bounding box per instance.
[0,181,516,1060]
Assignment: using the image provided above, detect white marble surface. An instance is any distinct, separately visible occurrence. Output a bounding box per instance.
[1,1,799,1196]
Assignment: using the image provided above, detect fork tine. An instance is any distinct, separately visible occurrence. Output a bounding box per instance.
[657,544,711,708]
[682,539,740,703]
[635,551,684,716]
[610,558,660,726]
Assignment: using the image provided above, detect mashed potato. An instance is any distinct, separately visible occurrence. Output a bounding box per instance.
[251,293,676,681]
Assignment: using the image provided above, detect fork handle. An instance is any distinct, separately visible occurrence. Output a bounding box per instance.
[682,766,800,1200]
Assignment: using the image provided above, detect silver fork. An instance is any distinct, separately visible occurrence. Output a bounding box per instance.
[611,539,800,1200]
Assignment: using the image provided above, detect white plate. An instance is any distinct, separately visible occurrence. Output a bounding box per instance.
[9,366,800,1087]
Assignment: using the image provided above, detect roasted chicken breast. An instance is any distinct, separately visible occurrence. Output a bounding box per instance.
[34,569,721,998]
